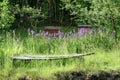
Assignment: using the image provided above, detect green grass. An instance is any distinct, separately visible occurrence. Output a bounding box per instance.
[2,49,119,80]
[0,28,120,79]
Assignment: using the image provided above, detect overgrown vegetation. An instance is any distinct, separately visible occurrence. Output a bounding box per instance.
[0,28,120,79]
[0,0,14,29]
[0,0,120,79]
[0,0,120,41]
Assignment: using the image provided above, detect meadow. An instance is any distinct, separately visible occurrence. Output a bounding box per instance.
[0,27,120,80]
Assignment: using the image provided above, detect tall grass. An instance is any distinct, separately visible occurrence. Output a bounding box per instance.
[0,28,119,79]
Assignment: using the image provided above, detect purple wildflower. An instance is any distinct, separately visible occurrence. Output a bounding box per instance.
[59,32,64,39]
[35,33,40,37]
[31,30,35,35]
[44,32,48,36]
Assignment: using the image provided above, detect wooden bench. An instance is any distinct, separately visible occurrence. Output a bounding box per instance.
[11,52,95,67]
[12,52,95,60]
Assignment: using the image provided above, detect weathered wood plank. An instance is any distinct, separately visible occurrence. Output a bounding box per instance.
[12,52,95,60]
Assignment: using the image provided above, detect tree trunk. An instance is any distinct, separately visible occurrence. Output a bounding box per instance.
[48,0,52,25]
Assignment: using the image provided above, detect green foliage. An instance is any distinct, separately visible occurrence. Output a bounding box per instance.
[61,0,91,24]
[12,5,47,28]
[0,0,14,29]
[62,0,120,42]
[88,0,120,42]
[0,28,120,79]
[88,0,120,26]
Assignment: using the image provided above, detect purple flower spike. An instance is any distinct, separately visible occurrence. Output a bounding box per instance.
[35,33,40,37]
[59,32,64,39]
[44,32,48,35]
[31,30,35,35]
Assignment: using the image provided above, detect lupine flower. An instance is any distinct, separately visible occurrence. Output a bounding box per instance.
[53,34,57,39]
[35,33,40,37]
[58,30,61,35]
[31,30,35,35]
[78,31,84,36]
[49,33,54,37]
[59,32,64,39]
[44,32,48,36]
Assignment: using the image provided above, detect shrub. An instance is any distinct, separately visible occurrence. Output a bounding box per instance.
[0,0,15,29]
